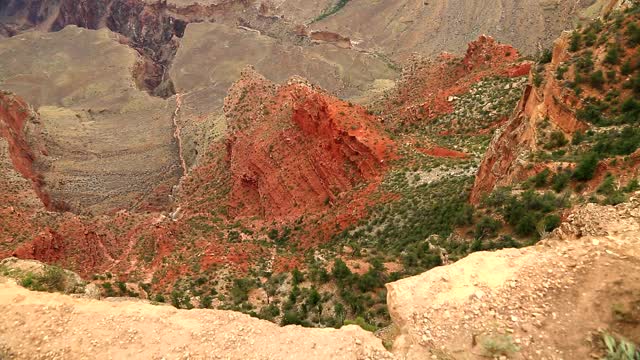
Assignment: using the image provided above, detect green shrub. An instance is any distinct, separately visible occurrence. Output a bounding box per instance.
[481,334,520,357]
[573,153,599,181]
[230,278,254,304]
[281,310,303,326]
[594,126,640,156]
[530,169,551,188]
[604,44,621,65]
[590,70,605,89]
[623,179,640,193]
[20,266,67,293]
[576,52,594,74]
[605,191,627,205]
[603,333,640,360]
[572,131,586,145]
[577,101,608,125]
[543,214,562,232]
[545,131,568,149]
[621,60,633,76]
[627,22,640,46]
[533,72,543,87]
[291,268,304,286]
[569,32,581,52]
[474,216,502,240]
[332,259,352,281]
[344,316,377,332]
[556,64,569,80]
[540,48,553,64]
[597,173,617,195]
[552,171,572,193]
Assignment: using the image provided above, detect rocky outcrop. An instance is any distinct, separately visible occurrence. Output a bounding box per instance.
[222,68,394,219]
[0,275,393,359]
[0,257,86,294]
[0,92,50,209]
[469,85,537,203]
[310,30,351,48]
[387,198,640,359]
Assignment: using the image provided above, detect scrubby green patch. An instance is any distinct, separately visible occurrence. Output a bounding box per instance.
[602,333,640,360]
[314,0,351,22]
[396,76,527,157]
[1,263,77,293]
[479,188,568,240]
[480,334,520,357]
[430,76,527,135]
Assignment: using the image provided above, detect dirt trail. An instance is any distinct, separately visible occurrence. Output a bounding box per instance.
[172,93,188,177]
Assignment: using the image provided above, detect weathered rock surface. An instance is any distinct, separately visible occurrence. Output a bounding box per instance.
[387,198,640,359]
[170,21,397,99]
[220,68,394,219]
[0,277,393,359]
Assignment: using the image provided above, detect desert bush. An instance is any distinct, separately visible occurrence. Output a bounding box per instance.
[474,216,502,240]
[590,70,605,89]
[573,153,599,181]
[603,333,640,360]
[21,266,67,293]
[481,334,520,357]
[540,48,553,64]
[552,170,572,192]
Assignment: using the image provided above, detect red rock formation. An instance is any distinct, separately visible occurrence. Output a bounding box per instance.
[0,92,51,209]
[470,32,591,203]
[310,31,351,48]
[470,85,537,203]
[222,68,394,220]
[383,35,531,130]
[418,146,469,158]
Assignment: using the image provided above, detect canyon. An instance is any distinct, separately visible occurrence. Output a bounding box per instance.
[0,0,639,359]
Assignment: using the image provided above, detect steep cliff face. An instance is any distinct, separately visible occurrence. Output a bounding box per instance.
[471,3,639,202]
[0,92,50,209]
[222,68,394,219]
[309,0,620,61]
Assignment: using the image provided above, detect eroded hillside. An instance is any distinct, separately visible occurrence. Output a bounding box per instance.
[1,0,639,356]
[309,0,625,60]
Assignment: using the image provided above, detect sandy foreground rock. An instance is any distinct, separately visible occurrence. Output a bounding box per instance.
[1,199,640,359]
[0,280,393,360]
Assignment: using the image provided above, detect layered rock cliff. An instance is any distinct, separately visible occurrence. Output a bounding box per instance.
[221,68,394,219]
[0,92,50,209]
